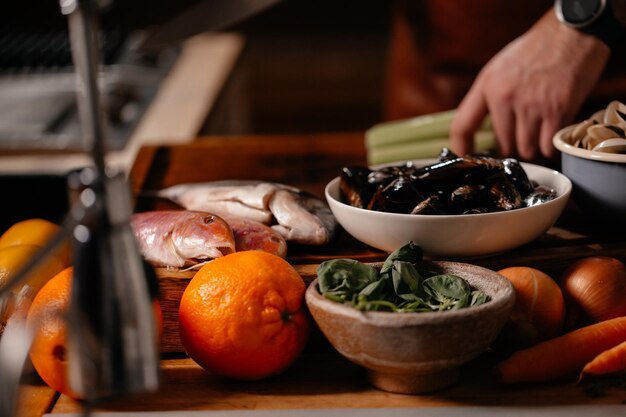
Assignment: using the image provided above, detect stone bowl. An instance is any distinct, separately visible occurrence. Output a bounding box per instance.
[305,261,515,394]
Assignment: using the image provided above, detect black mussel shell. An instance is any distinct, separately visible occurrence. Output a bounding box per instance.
[368,175,427,213]
[339,166,374,208]
[368,165,401,186]
[416,154,503,189]
[524,185,557,207]
[437,147,459,162]
[488,178,523,211]
[337,149,551,216]
[503,158,534,198]
[411,193,449,215]
[450,184,489,213]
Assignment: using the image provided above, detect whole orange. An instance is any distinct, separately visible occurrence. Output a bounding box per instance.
[179,251,310,380]
[0,218,72,266]
[494,266,566,352]
[27,267,162,399]
[26,267,79,399]
[0,244,66,296]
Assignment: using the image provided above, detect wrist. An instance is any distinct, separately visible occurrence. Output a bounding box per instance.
[531,9,612,77]
[543,9,610,54]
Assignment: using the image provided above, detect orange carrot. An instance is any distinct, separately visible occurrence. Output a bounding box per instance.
[497,316,626,383]
[581,339,626,376]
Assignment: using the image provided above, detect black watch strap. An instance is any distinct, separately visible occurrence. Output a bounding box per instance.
[586,0,626,45]
[556,0,626,46]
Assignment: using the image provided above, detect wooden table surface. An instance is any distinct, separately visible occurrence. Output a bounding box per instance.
[17,132,626,416]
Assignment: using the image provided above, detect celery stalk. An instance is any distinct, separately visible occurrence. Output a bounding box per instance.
[366,110,455,148]
[366,130,496,165]
[365,110,492,149]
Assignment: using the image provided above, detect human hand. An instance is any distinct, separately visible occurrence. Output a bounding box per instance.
[450,10,610,160]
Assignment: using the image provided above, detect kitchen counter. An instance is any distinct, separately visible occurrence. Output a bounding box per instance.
[0,33,243,176]
[16,131,626,417]
[48,353,626,414]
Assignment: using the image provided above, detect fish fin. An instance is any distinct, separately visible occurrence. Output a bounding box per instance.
[181,260,213,272]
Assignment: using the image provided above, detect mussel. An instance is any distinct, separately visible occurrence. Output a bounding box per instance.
[338,149,555,215]
[339,166,373,208]
[524,185,557,207]
[367,171,428,213]
[411,193,448,215]
[502,158,534,198]
[487,177,523,211]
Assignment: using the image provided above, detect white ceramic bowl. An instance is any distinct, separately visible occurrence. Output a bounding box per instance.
[325,161,572,258]
[553,126,626,223]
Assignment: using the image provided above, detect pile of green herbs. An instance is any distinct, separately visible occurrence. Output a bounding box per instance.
[316,242,490,313]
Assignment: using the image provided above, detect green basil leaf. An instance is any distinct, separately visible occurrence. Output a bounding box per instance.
[423,274,471,301]
[317,259,379,293]
[317,242,489,313]
[380,241,423,275]
[451,292,470,310]
[359,279,387,299]
[361,299,399,312]
[397,299,432,312]
[470,290,490,306]
[390,261,423,302]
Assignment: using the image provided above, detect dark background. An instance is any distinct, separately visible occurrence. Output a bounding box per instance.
[2,0,393,134]
[0,1,393,231]
[202,1,393,134]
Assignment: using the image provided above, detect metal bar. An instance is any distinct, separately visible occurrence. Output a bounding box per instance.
[62,0,107,179]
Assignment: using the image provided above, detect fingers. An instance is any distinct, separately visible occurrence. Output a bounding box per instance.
[451,77,519,159]
[450,83,488,157]
[515,112,541,161]
[452,77,564,161]
[489,102,517,158]
[539,119,559,159]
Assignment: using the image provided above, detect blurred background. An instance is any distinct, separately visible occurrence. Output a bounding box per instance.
[200,0,392,134]
[1,0,392,138]
[0,0,393,231]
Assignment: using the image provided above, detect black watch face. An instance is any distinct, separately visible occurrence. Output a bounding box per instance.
[560,0,604,25]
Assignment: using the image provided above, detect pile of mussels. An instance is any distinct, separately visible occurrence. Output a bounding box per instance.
[339,148,557,215]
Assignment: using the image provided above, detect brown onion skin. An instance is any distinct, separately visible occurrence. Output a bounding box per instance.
[559,256,626,329]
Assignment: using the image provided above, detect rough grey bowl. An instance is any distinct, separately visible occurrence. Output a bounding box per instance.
[305,261,515,395]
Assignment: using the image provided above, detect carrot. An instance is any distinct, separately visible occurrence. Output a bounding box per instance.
[581,339,626,376]
[497,316,626,383]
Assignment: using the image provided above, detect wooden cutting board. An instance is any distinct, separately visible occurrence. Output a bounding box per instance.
[130,133,626,353]
[131,133,386,351]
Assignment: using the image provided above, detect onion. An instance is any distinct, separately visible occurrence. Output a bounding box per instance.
[559,256,626,329]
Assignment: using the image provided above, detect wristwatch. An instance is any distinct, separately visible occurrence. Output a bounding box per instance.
[555,0,626,45]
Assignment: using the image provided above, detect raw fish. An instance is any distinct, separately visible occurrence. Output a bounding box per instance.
[156,180,295,224]
[156,180,336,245]
[269,190,336,245]
[131,210,235,269]
[224,216,287,258]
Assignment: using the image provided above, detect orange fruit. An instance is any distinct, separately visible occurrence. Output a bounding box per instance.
[27,267,78,398]
[27,267,162,399]
[0,244,66,296]
[179,251,310,380]
[494,266,566,353]
[0,218,72,266]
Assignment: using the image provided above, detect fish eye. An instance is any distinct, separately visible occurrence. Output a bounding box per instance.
[203,216,215,224]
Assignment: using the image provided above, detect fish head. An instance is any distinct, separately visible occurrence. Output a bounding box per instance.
[171,212,236,265]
